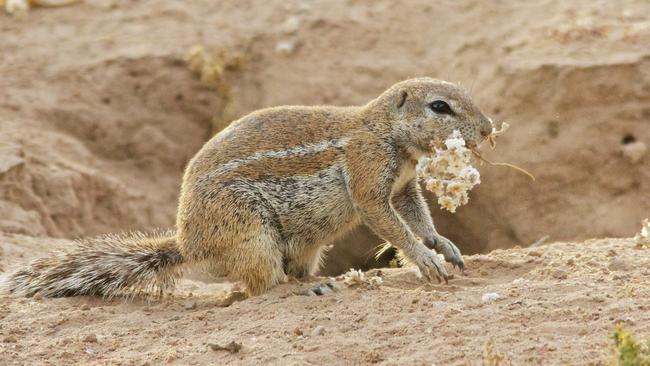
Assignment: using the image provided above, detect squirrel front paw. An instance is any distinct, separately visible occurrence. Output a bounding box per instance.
[424,235,465,270]
[412,248,449,283]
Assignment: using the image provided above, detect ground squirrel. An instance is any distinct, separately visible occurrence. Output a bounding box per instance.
[4,77,492,298]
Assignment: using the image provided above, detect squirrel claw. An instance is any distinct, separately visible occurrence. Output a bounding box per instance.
[299,281,338,296]
[430,235,465,271]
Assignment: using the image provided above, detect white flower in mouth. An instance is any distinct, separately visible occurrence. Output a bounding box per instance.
[444,132,467,150]
[416,130,480,212]
[459,166,481,185]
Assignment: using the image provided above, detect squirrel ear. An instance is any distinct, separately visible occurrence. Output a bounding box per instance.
[396,90,408,109]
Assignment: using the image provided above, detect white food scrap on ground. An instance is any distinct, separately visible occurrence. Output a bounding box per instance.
[481,292,500,303]
[634,218,650,246]
[417,130,480,212]
[341,269,383,287]
[5,0,29,14]
[5,0,81,15]
[511,277,530,285]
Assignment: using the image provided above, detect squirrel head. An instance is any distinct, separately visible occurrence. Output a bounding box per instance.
[374,77,492,157]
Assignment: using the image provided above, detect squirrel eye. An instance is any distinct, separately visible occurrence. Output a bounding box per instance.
[429,100,454,115]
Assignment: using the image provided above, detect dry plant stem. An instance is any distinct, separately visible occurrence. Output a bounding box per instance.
[488,121,509,149]
[471,148,536,181]
[31,0,81,6]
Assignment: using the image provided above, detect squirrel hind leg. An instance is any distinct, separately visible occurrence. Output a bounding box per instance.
[284,244,328,279]
[227,226,287,297]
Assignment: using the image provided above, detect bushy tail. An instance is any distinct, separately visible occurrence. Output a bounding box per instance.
[3,229,184,299]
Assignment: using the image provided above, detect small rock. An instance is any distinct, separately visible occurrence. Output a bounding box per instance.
[527,250,542,257]
[215,290,248,307]
[275,39,300,55]
[184,301,197,310]
[481,292,500,303]
[5,0,30,15]
[280,16,301,35]
[512,277,529,285]
[608,258,631,272]
[621,141,647,163]
[551,269,568,280]
[209,341,242,354]
[311,325,326,336]
[83,334,97,343]
[614,316,635,325]
[293,327,303,336]
[80,304,91,311]
[3,335,17,343]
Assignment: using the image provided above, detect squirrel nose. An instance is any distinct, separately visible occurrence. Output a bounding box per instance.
[479,116,492,138]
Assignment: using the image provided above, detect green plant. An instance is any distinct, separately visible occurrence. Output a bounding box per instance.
[485,337,506,366]
[185,45,246,133]
[612,323,650,366]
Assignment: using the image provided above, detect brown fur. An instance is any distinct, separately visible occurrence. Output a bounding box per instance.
[3,78,491,298]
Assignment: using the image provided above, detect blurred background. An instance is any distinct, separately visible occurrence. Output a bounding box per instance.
[1,0,649,275]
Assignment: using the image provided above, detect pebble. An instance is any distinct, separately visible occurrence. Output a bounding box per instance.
[83,334,98,343]
[608,258,631,272]
[5,0,29,15]
[3,335,17,343]
[280,16,301,34]
[621,141,647,163]
[614,316,635,325]
[80,304,90,311]
[275,39,301,55]
[511,277,529,285]
[551,269,568,280]
[208,340,242,354]
[184,301,197,310]
[311,325,325,337]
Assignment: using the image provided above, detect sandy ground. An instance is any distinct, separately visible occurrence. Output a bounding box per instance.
[2,234,649,365]
[1,0,650,364]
